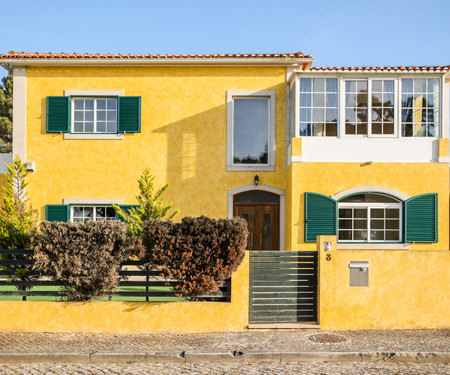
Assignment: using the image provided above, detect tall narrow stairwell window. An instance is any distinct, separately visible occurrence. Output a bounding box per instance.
[233,98,269,164]
[227,90,275,171]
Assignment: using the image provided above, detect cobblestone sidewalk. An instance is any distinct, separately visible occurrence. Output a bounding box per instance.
[0,329,447,353]
[0,362,448,375]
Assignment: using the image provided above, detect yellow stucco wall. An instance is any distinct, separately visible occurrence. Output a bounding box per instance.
[0,252,249,333]
[15,65,450,332]
[288,162,449,251]
[317,236,450,330]
[25,66,287,221]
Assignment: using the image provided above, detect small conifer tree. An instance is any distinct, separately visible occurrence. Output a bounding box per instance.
[0,156,39,298]
[112,169,178,237]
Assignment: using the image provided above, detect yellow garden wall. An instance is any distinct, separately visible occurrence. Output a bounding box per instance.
[0,253,249,334]
[288,162,449,251]
[317,236,450,330]
[24,66,287,221]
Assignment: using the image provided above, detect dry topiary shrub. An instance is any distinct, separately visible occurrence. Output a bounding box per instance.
[34,220,139,301]
[142,216,248,296]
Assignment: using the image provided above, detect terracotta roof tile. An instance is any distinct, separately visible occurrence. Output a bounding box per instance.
[307,65,450,73]
[1,50,311,60]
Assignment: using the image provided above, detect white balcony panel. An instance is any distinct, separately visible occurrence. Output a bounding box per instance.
[300,137,438,163]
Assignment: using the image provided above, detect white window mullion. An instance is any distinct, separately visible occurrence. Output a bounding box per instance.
[93,99,97,133]
[295,77,300,138]
[395,79,400,138]
[339,78,345,138]
[368,79,373,137]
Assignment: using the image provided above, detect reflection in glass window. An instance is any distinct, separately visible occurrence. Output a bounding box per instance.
[338,194,401,242]
[371,80,395,135]
[345,80,368,135]
[299,78,338,136]
[401,78,440,137]
[72,206,116,223]
[345,79,396,136]
[233,98,269,165]
[73,98,117,133]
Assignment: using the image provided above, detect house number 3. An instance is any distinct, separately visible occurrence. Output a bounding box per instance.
[326,254,331,261]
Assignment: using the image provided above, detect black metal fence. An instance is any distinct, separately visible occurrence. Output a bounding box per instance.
[0,249,230,302]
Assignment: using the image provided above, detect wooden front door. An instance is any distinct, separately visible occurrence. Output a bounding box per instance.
[233,191,280,250]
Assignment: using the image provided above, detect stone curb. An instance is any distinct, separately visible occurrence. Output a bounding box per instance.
[0,351,448,364]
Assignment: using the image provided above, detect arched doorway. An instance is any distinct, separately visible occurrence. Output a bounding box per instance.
[233,191,280,250]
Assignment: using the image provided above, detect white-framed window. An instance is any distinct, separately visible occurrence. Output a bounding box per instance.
[338,193,402,242]
[72,98,117,133]
[294,75,441,139]
[72,206,116,223]
[227,90,275,171]
[299,78,338,136]
[401,78,440,137]
[343,78,397,137]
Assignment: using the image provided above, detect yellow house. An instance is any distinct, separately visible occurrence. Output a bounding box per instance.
[0,51,449,332]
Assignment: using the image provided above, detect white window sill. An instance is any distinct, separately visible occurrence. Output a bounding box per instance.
[63,133,124,140]
[227,165,275,172]
[63,198,124,205]
[337,243,410,250]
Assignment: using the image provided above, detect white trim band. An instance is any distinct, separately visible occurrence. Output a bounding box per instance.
[3,58,314,67]
[63,198,124,205]
[12,67,26,161]
[64,90,124,96]
[331,186,410,201]
[338,243,410,250]
[63,133,124,140]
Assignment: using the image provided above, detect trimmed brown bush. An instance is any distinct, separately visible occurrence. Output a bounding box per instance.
[142,216,248,296]
[34,220,140,301]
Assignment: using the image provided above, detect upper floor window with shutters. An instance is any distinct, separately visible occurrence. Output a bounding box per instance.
[72,98,117,133]
[46,94,141,136]
[299,78,338,136]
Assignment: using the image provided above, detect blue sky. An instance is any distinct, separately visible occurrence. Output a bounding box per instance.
[1,0,450,78]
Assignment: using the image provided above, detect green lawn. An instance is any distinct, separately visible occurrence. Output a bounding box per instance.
[0,285,185,302]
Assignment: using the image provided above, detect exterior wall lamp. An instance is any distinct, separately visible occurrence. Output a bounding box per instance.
[254,175,259,186]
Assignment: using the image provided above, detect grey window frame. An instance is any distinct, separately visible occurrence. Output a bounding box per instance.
[226,90,276,171]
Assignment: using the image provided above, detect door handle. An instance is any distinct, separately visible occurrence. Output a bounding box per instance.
[260,233,262,248]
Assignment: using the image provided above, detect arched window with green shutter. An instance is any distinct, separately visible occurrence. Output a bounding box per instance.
[305,191,438,244]
[404,193,438,243]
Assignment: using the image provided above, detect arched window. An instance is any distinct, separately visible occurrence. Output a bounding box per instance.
[338,193,401,242]
[305,191,437,244]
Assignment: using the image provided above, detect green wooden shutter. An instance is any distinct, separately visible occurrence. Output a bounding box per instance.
[47,97,70,133]
[118,97,141,133]
[46,205,70,222]
[404,193,437,243]
[305,193,337,242]
[116,205,139,221]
